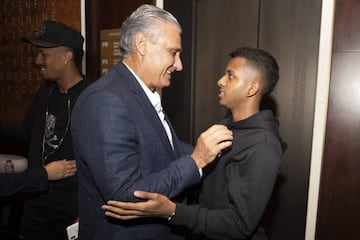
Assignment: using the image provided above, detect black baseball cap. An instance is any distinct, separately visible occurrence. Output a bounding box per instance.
[22,20,84,51]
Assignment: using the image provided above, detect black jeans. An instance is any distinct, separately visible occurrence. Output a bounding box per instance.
[20,195,77,240]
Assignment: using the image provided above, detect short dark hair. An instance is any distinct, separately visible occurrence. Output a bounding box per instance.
[72,48,83,66]
[229,47,279,96]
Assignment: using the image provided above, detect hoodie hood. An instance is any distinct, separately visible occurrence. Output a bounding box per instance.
[221,110,287,153]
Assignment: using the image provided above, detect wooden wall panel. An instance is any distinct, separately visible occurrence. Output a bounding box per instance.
[317,0,360,238]
[162,0,196,142]
[193,0,260,139]
[317,52,360,240]
[259,1,322,239]
[332,0,360,51]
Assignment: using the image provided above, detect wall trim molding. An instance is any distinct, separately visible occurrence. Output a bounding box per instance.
[305,1,335,239]
[156,0,164,8]
[81,0,86,73]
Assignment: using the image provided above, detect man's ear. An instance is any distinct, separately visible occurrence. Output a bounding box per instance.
[64,50,74,65]
[134,32,147,56]
[247,81,260,97]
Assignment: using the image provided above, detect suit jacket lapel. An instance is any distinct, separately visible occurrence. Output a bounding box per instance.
[116,62,176,158]
[163,112,184,158]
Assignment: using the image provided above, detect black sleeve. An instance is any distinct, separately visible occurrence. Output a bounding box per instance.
[0,168,48,198]
[170,144,282,240]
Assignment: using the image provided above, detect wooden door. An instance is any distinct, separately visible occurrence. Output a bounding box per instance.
[316,0,360,239]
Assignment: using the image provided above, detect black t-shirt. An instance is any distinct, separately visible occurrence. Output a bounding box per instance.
[43,87,71,163]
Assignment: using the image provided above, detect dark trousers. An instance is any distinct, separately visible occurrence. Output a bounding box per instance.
[20,197,77,240]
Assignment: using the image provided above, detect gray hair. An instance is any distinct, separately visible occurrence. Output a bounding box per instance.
[119,4,182,58]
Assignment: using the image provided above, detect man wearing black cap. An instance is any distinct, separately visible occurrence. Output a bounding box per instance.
[0,20,90,240]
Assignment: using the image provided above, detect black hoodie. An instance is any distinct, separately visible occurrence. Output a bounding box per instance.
[170,110,287,240]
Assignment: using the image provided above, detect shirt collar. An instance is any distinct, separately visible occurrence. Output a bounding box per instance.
[122,61,161,112]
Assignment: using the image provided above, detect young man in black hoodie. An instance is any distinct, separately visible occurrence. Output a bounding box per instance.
[102,47,287,240]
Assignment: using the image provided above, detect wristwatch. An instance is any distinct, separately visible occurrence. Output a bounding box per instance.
[167,212,176,222]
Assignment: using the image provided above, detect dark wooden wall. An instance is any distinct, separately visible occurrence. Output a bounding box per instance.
[193,0,260,133]
[162,0,196,142]
[259,1,322,239]
[316,0,360,239]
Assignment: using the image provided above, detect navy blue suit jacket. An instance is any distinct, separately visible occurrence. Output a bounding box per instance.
[71,62,200,239]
